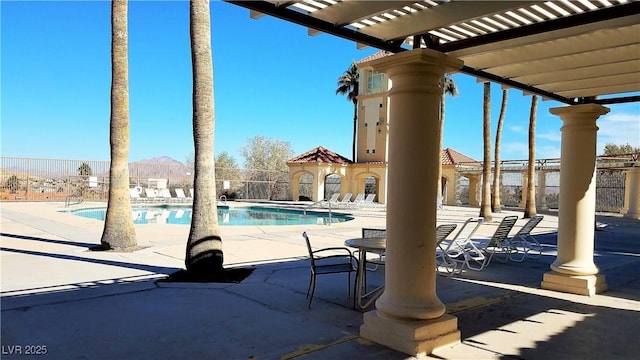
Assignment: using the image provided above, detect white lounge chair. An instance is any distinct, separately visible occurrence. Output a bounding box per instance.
[337,193,352,208]
[325,193,340,207]
[466,215,519,269]
[144,188,163,202]
[508,215,544,262]
[362,194,376,207]
[437,217,484,275]
[159,188,174,201]
[175,188,191,202]
[350,193,366,208]
[129,188,144,202]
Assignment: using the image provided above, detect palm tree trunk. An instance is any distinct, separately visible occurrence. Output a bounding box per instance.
[186,0,224,280]
[101,0,137,250]
[480,82,493,222]
[352,100,357,162]
[492,89,508,212]
[524,95,538,218]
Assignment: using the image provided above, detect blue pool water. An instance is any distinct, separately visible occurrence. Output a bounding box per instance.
[68,205,353,226]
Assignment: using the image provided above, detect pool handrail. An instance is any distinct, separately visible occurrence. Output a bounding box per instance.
[303,199,332,226]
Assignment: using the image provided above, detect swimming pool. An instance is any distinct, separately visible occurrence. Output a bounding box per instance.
[68,205,353,226]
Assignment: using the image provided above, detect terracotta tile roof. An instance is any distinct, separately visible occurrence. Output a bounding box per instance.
[287,146,353,165]
[442,148,480,166]
[357,51,393,65]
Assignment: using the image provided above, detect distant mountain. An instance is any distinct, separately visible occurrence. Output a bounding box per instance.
[135,156,184,165]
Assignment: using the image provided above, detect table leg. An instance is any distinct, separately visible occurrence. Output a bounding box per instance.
[355,248,385,310]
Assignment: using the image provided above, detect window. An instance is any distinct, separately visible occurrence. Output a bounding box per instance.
[366,70,385,94]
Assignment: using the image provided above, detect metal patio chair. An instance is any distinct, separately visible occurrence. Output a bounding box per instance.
[302,232,358,309]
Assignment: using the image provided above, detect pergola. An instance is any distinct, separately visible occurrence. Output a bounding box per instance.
[225,1,640,356]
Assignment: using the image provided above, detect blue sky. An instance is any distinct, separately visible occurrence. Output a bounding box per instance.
[2,1,639,165]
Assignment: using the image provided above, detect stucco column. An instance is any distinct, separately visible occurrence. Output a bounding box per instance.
[289,172,299,201]
[541,104,609,295]
[623,167,640,219]
[468,175,480,207]
[359,49,463,357]
[520,171,529,208]
[537,170,548,210]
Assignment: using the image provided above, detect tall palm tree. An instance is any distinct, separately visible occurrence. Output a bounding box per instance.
[185,0,224,280]
[492,89,508,212]
[524,95,539,218]
[100,0,137,250]
[480,82,493,222]
[437,75,459,199]
[336,62,359,161]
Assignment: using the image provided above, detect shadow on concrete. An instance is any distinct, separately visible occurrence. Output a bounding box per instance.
[0,232,97,249]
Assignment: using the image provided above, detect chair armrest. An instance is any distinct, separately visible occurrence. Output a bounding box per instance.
[312,247,354,257]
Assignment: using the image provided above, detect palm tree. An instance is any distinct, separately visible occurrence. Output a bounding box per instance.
[185,0,224,280]
[480,82,493,222]
[524,95,539,218]
[100,0,137,250]
[336,62,359,161]
[437,75,459,199]
[492,89,508,212]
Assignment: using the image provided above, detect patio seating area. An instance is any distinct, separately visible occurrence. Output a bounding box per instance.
[1,201,639,359]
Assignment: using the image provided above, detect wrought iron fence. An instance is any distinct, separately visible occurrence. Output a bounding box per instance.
[0,157,289,202]
[0,156,633,213]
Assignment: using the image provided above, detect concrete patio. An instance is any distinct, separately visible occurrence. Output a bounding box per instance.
[1,201,639,359]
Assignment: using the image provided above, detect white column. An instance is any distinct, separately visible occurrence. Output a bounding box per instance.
[542,104,609,295]
[359,49,463,357]
[623,167,640,219]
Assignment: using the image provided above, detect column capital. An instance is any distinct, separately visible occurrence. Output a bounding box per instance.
[549,103,610,118]
[362,48,463,76]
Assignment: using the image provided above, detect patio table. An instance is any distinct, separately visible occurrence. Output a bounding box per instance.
[344,237,385,310]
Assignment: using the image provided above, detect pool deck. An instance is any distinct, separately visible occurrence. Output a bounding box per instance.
[1,201,639,359]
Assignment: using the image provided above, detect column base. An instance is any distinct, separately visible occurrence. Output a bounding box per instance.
[623,212,640,220]
[541,271,607,296]
[360,310,460,357]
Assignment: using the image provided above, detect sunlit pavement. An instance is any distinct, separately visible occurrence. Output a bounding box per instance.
[1,201,639,359]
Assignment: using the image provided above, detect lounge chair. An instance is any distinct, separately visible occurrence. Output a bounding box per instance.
[129,188,144,202]
[144,188,163,202]
[174,188,191,202]
[302,232,358,309]
[325,193,340,207]
[466,215,519,269]
[337,192,352,208]
[508,215,544,262]
[159,188,174,201]
[362,194,376,207]
[437,217,484,275]
[434,223,458,273]
[350,193,366,208]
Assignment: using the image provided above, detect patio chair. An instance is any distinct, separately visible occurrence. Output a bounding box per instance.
[508,215,544,262]
[302,232,358,309]
[466,215,519,269]
[361,228,386,273]
[437,217,484,275]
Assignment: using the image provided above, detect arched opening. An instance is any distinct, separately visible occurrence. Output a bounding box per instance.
[324,173,341,200]
[364,175,379,202]
[298,172,313,201]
